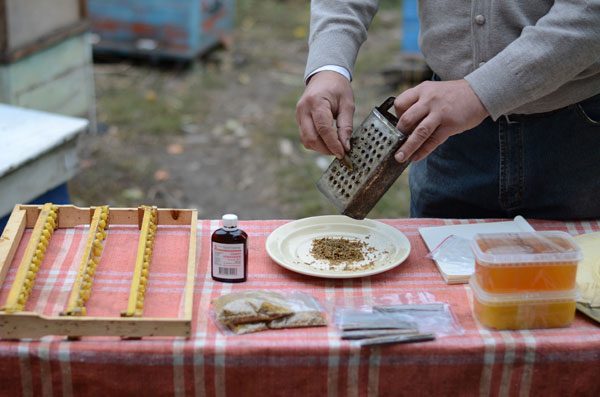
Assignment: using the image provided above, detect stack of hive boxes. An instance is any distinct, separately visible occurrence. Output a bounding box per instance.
[469,231,582,330]
[87,0,235,61]
[0,0,95,121]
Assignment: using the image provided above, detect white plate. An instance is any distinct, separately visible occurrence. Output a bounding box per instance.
[265,215,411,279]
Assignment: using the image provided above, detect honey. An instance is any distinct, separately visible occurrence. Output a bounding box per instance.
[470,277,577,330]
[471,232,581,293]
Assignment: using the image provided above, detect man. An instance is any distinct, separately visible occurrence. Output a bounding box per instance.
[296,1,600,219]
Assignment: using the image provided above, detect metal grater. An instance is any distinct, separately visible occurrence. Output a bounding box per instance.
[316,97,409,220]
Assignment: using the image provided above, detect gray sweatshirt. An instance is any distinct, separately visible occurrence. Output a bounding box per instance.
[305,0,600,120]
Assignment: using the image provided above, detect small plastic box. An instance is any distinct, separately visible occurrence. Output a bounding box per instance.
[470,277,577,330]
[471,231,582,293]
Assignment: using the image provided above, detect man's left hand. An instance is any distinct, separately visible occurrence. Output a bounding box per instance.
[394,79,490,162]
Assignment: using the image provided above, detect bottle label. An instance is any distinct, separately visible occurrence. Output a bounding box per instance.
[212,242,245,279]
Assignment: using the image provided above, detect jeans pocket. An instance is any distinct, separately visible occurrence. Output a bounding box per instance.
[576,94,600,126]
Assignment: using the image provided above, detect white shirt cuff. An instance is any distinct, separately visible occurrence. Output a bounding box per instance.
[306,65,352,83]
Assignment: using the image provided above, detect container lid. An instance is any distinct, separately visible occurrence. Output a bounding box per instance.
[222,214,238,228]
[469,277,578,304]
[471,231,582,266]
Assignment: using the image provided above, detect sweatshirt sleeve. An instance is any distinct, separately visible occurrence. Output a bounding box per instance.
[304,0,380,81]
[465,0,600,120]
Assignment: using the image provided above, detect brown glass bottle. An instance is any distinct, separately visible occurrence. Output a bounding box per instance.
[211,214,248,283]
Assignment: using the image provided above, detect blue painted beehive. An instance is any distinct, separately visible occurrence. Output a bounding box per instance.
[87,0,234,60]
[401,0,419,53]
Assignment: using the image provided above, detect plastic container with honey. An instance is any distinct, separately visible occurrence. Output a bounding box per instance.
[471,231,582,293]
[470,277,577,330]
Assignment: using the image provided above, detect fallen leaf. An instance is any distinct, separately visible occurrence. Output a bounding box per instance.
[80,159,96,169]
[145,90,157,102]
[293,26,307,39]
[241,18,255,31]
[167,143,184,155]
[154,169,170,181]
[238,73,251,85]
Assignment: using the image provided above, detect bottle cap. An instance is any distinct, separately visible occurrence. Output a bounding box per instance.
[222,214,238,228]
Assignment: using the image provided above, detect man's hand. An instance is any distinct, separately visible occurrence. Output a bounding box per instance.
[296,71,355,159]
[394,79,489,162]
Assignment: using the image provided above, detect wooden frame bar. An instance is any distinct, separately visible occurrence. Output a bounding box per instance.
[2,203,57,313]
[62,206,108,316]
[0,204,197,339]
[0,313,189,338]
[122,205,157,317]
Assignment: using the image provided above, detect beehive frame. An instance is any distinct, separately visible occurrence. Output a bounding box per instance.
[0,204,197,339]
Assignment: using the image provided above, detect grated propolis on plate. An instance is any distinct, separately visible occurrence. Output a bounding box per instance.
[309,237,377,271]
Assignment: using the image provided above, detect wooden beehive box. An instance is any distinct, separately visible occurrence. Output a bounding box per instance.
[87,0,234,60]
[0,105,88,219]
[0,33,95,120]
[0,0,88,63]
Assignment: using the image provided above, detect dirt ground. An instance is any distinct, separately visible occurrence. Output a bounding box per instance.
[70,0,413,220]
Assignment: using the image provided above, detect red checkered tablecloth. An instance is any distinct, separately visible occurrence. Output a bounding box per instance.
[1,218,599,397]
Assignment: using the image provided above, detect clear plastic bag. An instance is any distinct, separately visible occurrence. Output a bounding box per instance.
[333,292,463,345]
[372,303,462,337]
[212,290,327,335]
[426,235,474,275]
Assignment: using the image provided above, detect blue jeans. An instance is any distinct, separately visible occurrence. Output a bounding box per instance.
[409,93,600,220]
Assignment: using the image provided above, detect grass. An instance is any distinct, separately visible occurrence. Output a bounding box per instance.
[71,0,411,219]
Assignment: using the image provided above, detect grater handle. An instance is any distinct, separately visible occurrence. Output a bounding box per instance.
[376,97,399,126]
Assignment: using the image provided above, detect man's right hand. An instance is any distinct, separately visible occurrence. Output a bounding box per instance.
[295,71,355,159]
